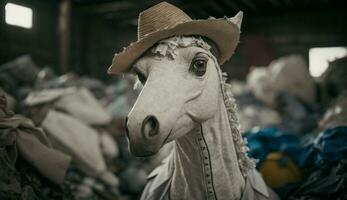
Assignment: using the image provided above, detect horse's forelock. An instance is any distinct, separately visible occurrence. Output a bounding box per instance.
[150,36,212,59]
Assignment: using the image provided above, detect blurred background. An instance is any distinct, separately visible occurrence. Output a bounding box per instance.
[0,0,347,200]
[1,0,346,79]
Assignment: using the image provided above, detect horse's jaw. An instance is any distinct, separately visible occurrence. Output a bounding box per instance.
[170,97,245,200]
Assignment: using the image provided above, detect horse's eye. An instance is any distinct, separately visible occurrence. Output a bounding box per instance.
[190,56,208,76]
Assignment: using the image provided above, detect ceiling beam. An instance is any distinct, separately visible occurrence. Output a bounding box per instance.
[79,1,138,13]
[234,0,258,12]
[242,0,258,11]
[266,0,281,7]
[220,0,241,11]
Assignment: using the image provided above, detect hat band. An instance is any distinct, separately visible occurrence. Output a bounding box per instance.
[201,36,220,59]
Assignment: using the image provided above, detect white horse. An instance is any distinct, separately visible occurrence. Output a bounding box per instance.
[125,36,279,200]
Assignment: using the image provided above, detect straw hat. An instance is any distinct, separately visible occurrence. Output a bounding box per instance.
[108,1,243,74]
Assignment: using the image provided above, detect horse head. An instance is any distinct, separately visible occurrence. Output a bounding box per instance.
[125,36,222,156]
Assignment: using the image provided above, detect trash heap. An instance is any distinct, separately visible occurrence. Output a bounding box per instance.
[0,55,152,200]
[231,55,347,199]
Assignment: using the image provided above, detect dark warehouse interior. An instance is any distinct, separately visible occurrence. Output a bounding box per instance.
[1,0,346,79]
[1,1,347,200]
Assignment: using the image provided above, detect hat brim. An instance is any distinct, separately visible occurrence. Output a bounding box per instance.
[108,18,240,74]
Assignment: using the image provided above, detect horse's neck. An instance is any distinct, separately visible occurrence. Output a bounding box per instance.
[170,97,245,200]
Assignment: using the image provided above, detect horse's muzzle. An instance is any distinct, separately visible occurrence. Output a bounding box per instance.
[125,115,163,157]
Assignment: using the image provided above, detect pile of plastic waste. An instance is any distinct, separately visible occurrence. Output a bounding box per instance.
[233,55,347,199]
[0,55,154,200]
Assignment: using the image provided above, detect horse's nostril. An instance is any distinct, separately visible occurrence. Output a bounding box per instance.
[125,116,130,138]
[142,115,159,137]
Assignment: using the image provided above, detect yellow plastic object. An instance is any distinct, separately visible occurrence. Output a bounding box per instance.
[259,152,302,188]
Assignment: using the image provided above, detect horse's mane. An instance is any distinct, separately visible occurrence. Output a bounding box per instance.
[218,69,256,177]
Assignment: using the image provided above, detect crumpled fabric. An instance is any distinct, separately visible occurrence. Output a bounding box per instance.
[229,82,282,131]
[34,72,107,100]
[243,127,303,165]
[274,92,322,134]
[0,122,21,197]
[319,95,347,130]
[237,102,281,132]
[64,168,120,200]
[41,109,119,187]
[247,55,316,106]
[2,116,72,185]
[230,81,320,133]
[299,126,347,168]
[0,55,39,85]
[0,89,72,185]
[287,159,347,200]
[0,56,40,102]
[25,87,111,125]
[0,89,74,199]
[0,146,75,200]
[54,87,112,125]
[25,87,75,106]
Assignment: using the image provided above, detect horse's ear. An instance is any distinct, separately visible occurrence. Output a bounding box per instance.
[228,11,243,30]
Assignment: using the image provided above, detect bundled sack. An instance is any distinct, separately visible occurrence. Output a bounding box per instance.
[259,152,302,188]
[41,109,119,187]
[54,87,111,125]
[228,81,282,131]
[0,89,71,185]
[0,55,39,86]
[274,92,322,133]
[299,126,347,169]
[243,127,303,164]
[277,126,347,199]
[25,87,75,106]
[35,72,107,100]
[25,87,112,125]
[237,104,281,132]
[247,55,316,105]
[0,128,74,200]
